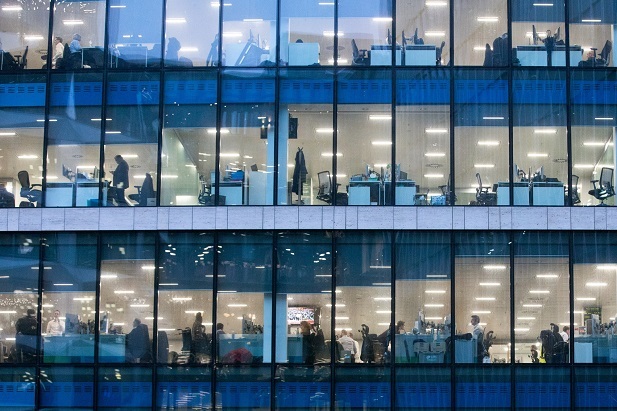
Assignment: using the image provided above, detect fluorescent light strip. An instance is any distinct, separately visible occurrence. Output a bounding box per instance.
[472,310,491,314]
[426,128,447,134]
[475,297,496,301]
[582,19,601,23]
[425,31,446,37]
[228,304,248,307]
[426,274,448,278]
[424,304,445,307]
[586,282,607,287]
[426,1,447,6]
[523,304,542,308]
[537,274,558,278]
[172,297,193,301]
[576,297,596,301]
[479,282,501,286]
[477,17,499,23]
[166,17,187,24]
[529,290,550,294]
[372,141,392,146]
[424,174,444,178]
[425,152,446,157]
[528,153,548,157]
[533,3,554,6]
[595,117,614,121]
[483,265,506,270]
[478,141,500,146]
[483,116,504,120]
[372,17,392,22]
[534,129,557,134]
[425,290,446,294]
[517,317,536,320]
[369,114,392,120]
[474,164,495,168]
[583,142,607,146]
[597,265,617,270]
[374,297,392,301]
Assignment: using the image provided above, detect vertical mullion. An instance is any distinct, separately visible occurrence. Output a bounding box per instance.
[41,0,56,208]
[507,0,515,206]
[150,232,162,407]
[389,231,396,411]
[390,1,397,206]
[211,230,220,409]
[564,0,573,206]
[509,231,516,409]
[93,232,103,410]
[156,0,168,208]
[568,231,575,406]
[449,231,456,411]
[330,230,337,410]
[270,231,278,411]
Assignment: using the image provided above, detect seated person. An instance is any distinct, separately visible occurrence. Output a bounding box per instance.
[0,183,15,207]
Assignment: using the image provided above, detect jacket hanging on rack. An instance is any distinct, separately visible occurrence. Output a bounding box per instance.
[292,148,308,196]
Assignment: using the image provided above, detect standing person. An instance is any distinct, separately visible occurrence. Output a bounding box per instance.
[126,318,150,363]
[51,36,64,68]
[0,183,15,207]
[192,312,205,340]
[15,308,38,362]
[300,320,317,364]
[542,30,556,67]
[470,315,483,339]
[69,33,82,54]
[112,155,129,205]
[348,332,361,363]
[530,344,539,363]
[216,322,225,336]
[46,309,65,336]
[338,329,356,362]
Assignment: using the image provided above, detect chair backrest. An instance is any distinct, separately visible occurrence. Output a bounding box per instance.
[317,171,331,195]
[18,170,30,189]
[600,40,612,62]
[351,39,360,59]
[21,46,28,68]
[571,174,580,203]
[600,167,614,190]
[476,173,483,189]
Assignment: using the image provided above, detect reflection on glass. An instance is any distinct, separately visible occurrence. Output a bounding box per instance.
[98,367,152,408]
[454,0,507,66]
[217,232,273,363]
[276,231,332,364]
[42,233,97,364]
[395,232,451,364]
[278,70,334,205]
[455,232,510,364]
[275,366,331,409]
[162,71,217,206]
[40,367,94,408]
[157,232,214,364]
[0,1,49,70]
[157,367,212,409]
[454,69,508,206]
[396,69,450,205]
[336,232,391,365]
[569,1,615,68]
[99,233,155,363]
[514,232,569,364]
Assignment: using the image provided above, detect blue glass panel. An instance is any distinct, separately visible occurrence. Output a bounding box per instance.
[275,366,330,410]
[455,367,511,409]
[98,367,152,409]
[338,71,392,104]
[396,367,451,409]
[575,367,617,408]
[396,69,449,105]
[0,368,35,408]
[106,81,160,106]
[164,79,217,105]
[515,366,570,409]
[40,367,94,408]
[221,69,276,103]
[335,367,391,409]
[216,366,271,409]
[156,367,212,409]
[49,81,103,107]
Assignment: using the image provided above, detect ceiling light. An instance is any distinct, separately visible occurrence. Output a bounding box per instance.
[424,304,445,307]
[474,46,487,51]
[130,304,150,308]
[425,290,446,294]
[426,274,448,278]
[223,32,243,38]
[425,317,443,321]
[523,304,542,308]
[372,141,392,146]
[574,164,595,169]
[426,1,447,6]
[53,283,73,286]
[474,164,495,168]
[477,17,499,23]
[576,297,596,301]
[372,17,392,22]
[63,20,84,25]
[24,35,44,41]
[369,114,391,120]
[243,18,263,22]
[141,265,156,270]
[0,311,17,314]
[100,274,117,279]
[321,152,342,157]
[597,265,617,270]
[323,31,344,37]
[534,129,557,134]
[475,297,496,301]
[73,297,93,301]
[586,282,607,287]
[375,310,392,314]
[527,153,548,157]
[159,283,178,286]
[594,117,614,121]
[207,128,230,134]
[483,116,504,120]
[179,47,199,52]
[425,31,446,37]
[373,297,392,301]
[582,19,601,23]
[514,328,530,332]
[335,316,349,320]
[372,283,391,286]
[2,6,23,11]
[316,128,334,133]
[529,290,550,294]
[533,3,553,6]
[114,290,134,294]
[219,153,240,158]
[483,265,506,270]
[425,152,446,157]
[318,2,335,5]
[327,58,349,64]
[426,128,447,134]
[166,17,187,24]
[478,140,499,146]
[537,274,558,278]
[479,282,500,286]
[105,131,121,134]
[0,132,16,136]
[18,155,38,159]
[228,304,248,307]
[583,142,606,146]
[424,173,444,178]
[172,297,193,301]
[472,310,491,314]
[517,317,536,320]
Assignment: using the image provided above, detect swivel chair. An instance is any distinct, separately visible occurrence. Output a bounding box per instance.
[316,171,334,204]
[588,167,615,205]
[597,40,612,67]
[565,174,581,205]
[475,173,497,205]
[127,173,155,206]
[351,39,369,66]
[436,41,446,66]
[18,170,42,207]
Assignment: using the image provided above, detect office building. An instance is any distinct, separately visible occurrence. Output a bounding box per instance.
[0,0,616,409]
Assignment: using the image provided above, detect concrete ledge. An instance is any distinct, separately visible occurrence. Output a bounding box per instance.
[1,206,615,232]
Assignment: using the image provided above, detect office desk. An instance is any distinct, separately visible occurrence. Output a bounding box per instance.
[44,335,95,363]
[496,182,530,206]
[46,181,106,207]
[288,43,320,66]
[532,181,564,206]
[348,180,381,205]
[99,334,126,362]
[394,334,448,363]
[383,181,417,205]
[404,45,437,66]
[370,45,402,66]
[574,336,617,363]
[81,47,105,68]
[218,334,263,361]
[516,45,582,66]
[212,181,243,205]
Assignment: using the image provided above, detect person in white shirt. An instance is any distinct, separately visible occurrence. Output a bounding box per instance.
[46,310,65,335]
[471,315,483,339]
[52,37,64,69]
[559,326,570,342]
[338,329,356,361]
[349,332,361,363]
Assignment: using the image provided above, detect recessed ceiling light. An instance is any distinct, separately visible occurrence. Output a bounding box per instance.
[586,282,607,287]
[523,304,542,308]
[517,317,536,320]
[321,152,342,157]
[425,1,447,6]
[372,17,392,22]
[63,20,84,25]
[17,155,38,159]
[424,173,444,178]
[2,6,23,11]
[582,19,601,23]
[425,152,445,157]
[426,128,448,134]
[323,31,344,37]
[597,265,617,270]
[583,141,606,146]
[514,328,530,332]
[482,116,504,120]
[474,164,495,168]
[534,129,557,134]
[243,18,263,22]
[528,153,548,157]
[483,265,506,270]
[576,297,596,301]
[477,140,499,146]
[533,3,553,6]
[166,17,187,24]
[479,282,501,286]
[316,128,334,133]
[536,274,558,278]
[594,117,614,121]
[219,153,240,158]
[0,132,16,136]
[475,297,496,301]
[424,304,445,307]
[369,114,391,120]
[529,290,550,294]
[372,141,392,146]
[425,290,446,294]
[425,31,446,37]
[574,164,594,169]
[472,310,491,314]
[477,17,499,23]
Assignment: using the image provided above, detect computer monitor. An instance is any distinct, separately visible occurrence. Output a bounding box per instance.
[250,164,258,172]
[536,166,544,182]
[65,313,79,334]
[400,171,408,181]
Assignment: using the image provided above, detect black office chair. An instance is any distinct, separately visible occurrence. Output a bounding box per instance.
[475,173,497,206]
[351,39,369,66]
[597,40,612,67]
[439,174,456,205]
[127,173,155,206]
[18,170,42,207]
[482,43,493,67]
[566,174,581,205]
[588,167,615,205]
[316,171,334,204]
[13,46,28,69]
[436,41,446,66]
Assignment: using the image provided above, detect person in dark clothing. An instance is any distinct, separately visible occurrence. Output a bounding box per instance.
[300,320,317,365]
[126,318,150,363]
[292,148,307,203]
[112,154,129,205]
[530,344,539,363]
[542,30,556,67]
[0,183,15,207]
[15,308,37,362]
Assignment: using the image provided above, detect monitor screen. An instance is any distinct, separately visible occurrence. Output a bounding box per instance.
[287,307,316,325]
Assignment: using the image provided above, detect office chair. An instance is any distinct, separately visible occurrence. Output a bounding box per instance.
[18,170,42,207]
[316,171,334,204]
[14,46,28,69]
[588,167,615,205]
[475,173,497,206]
[566,174,581,205]
[127,173,155,206]
[351,39,369,66]
[436,41,446,66]
[439,175,456,205]
[482,43,493,67]
[597,40,612,67]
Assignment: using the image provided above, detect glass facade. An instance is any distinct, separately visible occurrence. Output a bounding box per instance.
[0,0,615,208]
[0,230,614,408]
[1,1,617,410]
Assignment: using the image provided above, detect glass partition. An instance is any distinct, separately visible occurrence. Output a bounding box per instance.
[455,69,509,205]
[98,233,156,363]
[513,69,567,206]
[216,232,273,364]
[165,0,219,67]
[396,0,449,67]
[107,0,164,69]
[103,71,160,207]
[0,0,50,70]
[569,0,615,67]
[335,231,392,365]
[396,69,450,205]
[395,232,451,364]
[221,0,276,67]
[157,232,214,364]
[278,69,334,205]
[455,232,511,364]
[41,233,97,364]
[52,0,107,70]
[454,0,508,67]
[40,367,94,408]
[161,70,217,206]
